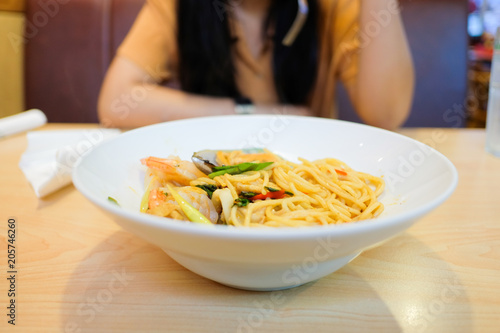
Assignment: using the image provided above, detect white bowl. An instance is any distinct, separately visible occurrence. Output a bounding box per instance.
[73,116,457,291]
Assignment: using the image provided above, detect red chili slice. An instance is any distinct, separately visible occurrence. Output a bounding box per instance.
[249,190,287,201]
[335,169,348,176]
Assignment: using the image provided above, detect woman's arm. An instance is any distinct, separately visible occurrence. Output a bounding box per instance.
[346,0,415,130]
[98,56,312,128]
[98,56,234,128]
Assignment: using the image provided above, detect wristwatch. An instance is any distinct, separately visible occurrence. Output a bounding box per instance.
[234,96,255,115]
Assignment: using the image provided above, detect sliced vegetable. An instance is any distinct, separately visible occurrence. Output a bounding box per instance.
[335,169,348,176]
[249,190,291,201]
[195,184,218,199]
[264,187,293,197]
[208,162,273,179]
[108,196,120,206]
[240,191,258,198]
[234,198,250,207]
[217,188,233,224]
[140,176,158,212]
[166,184,213,225]
[235,187,293,204]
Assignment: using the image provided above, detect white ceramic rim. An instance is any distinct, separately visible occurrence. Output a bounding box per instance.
[72,115,458,241]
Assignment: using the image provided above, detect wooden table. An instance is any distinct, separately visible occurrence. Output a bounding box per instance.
[1,124,499,332]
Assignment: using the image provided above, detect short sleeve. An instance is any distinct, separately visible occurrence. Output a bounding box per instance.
[116,0,178,82]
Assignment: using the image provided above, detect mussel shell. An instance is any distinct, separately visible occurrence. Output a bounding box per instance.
[192,150,219,174]
[191,148,265,174]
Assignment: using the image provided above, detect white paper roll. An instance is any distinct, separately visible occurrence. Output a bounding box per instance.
[0,109,47,138]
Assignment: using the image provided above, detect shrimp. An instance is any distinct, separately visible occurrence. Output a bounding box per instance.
[147,186,219,224]
[141,156,206,186]
[147,188,179,218]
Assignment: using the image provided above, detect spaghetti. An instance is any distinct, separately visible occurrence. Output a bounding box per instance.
[141,150,385,227]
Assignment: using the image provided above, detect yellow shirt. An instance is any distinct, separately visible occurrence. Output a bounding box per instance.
[117,0,360,118]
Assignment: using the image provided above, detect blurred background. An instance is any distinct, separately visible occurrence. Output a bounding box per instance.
[0,0,499,127]
[468,0,500,127]
[0,0,24,120]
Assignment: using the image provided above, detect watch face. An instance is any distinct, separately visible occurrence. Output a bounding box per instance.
[234,104,255,115]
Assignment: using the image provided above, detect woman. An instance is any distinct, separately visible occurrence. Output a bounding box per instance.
[98,0,414,130]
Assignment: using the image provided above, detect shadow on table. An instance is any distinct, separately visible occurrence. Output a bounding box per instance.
[59,230,472,333]
[35,184,76,209]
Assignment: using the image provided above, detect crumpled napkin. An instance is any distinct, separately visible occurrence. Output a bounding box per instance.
[19,128,121,198]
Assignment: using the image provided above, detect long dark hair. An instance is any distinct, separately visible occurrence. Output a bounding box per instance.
[177,0,318,105]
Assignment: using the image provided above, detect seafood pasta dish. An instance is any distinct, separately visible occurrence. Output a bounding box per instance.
[140,149,385,228]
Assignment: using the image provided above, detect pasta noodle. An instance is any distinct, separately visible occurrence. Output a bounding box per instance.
[141,150,384,227]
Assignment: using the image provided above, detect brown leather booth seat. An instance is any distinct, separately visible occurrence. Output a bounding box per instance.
[24,0,468,127]
[24,0,144,123]
[338,0,469,127]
